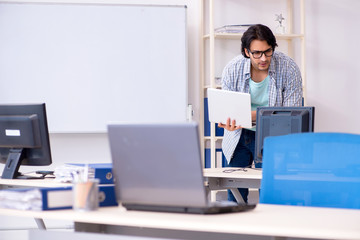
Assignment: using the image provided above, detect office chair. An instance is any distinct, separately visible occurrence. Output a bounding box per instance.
[259,132,360,209]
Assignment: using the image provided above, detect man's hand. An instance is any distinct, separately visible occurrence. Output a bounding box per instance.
[218,118,242,131]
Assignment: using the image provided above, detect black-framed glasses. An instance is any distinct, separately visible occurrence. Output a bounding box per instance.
[248,47,273,59]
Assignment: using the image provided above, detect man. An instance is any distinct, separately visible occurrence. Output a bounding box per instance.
[218,24,303,203]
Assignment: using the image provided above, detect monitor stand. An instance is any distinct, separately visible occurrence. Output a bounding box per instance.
[1,148,44,179]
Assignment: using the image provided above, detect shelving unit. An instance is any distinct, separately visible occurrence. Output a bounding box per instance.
[200,0,306,169]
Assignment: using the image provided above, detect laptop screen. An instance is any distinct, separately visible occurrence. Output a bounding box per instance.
[108,122,209,208]
[207,88,253,128]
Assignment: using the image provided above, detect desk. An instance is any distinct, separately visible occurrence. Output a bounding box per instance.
[0,178,71,189]
[0,168,260,203]
[0,204,360,240]
[203,167,262,203]
[1,176,360,239]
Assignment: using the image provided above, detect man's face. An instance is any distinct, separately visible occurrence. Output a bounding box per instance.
[245,40,273,72]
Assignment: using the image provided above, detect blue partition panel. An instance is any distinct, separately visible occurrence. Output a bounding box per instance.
[260,132,360,209]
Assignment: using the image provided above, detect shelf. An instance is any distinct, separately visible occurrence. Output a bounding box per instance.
[200,0,306,169]
[204,136,223,141]
[204,84,221,89]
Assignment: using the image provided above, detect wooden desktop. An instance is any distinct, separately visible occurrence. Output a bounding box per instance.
[0,203,359,240]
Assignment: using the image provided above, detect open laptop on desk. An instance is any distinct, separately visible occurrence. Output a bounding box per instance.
[107,122,256,214]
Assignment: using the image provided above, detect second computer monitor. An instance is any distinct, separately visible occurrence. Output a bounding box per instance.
[0,103,52,179]
[254,106,315,165]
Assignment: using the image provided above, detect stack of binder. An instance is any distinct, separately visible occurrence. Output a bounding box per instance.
[0,163,118,211]
[0,184,117,211]
[0,187,73,211]
[53,163,118,208]
[54,163,114,184]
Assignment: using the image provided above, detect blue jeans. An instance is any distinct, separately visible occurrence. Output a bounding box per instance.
[225,129,261,203]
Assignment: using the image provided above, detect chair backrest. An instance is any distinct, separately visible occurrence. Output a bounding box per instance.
[260,132,360,209]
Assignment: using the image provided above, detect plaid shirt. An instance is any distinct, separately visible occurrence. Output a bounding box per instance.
[221,51,303,163]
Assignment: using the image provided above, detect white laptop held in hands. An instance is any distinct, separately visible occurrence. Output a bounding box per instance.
[207,88,255,128]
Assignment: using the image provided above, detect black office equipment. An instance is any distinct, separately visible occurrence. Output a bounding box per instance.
[0,104,52,179]
[254,106,315,165]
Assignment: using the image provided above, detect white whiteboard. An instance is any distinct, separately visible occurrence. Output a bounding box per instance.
[0,3,188,132]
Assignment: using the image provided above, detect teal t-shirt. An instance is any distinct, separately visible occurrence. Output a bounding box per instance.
[249,76,269,130]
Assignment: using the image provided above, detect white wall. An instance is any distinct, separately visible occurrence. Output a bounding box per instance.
[305,0,360,133]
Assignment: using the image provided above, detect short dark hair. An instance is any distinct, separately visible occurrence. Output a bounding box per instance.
[241,24,278,58]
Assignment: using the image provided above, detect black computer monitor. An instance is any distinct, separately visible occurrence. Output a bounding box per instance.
[0,103,52,179]
[254,106,315,165]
